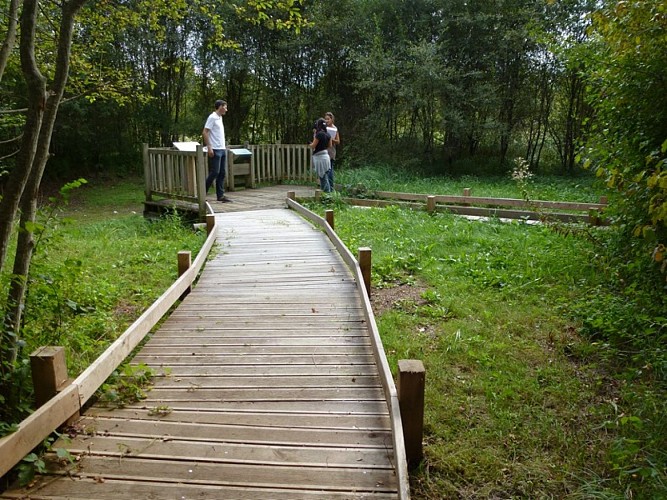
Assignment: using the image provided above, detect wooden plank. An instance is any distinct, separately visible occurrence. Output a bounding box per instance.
[0,385,80,478]
[131,354,376,365]
[139,364,381,377]
[147,375,381,387]
[74,416,392,447]
[138,344,373,355]
[86,408,392,429]
[46,455,397,491]
[143,336,370,346]
[2,477,397,499]
[138,387,386,402]
[53,435,396,468]
[120,400,389,413]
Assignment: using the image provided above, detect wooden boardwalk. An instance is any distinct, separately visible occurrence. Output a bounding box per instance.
[3,207,403,499]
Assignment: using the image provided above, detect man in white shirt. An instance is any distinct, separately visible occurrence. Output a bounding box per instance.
[203,100,231,202]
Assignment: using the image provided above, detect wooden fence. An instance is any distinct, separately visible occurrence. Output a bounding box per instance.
[143,143,313,219]
[338,189,608,225]
[0,218,219,480]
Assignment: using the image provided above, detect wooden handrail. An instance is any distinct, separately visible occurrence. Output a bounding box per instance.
[0,219,218,479]
[375,190,608,211]
[144,143,313,219]
[286,198,411,500]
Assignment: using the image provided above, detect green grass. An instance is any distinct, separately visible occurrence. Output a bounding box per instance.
[337,164,607,203]
[307,174,665,498]
[14,177,206,376]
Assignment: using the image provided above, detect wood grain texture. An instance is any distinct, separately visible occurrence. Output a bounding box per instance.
[2,208,402,499]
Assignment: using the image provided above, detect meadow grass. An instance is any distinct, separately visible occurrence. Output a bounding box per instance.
[306,169,665,499]
[336,164,607,203]
[7,171,663,498]
[17,176,205,375]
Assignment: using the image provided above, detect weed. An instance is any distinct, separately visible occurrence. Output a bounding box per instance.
[97,363,154,408]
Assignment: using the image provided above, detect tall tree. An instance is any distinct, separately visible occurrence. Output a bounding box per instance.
[0,0,306,419]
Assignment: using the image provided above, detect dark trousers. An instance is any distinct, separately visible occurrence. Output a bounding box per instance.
[205,149,227,199]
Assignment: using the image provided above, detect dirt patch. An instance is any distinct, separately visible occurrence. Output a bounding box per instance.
[370,282,429,316]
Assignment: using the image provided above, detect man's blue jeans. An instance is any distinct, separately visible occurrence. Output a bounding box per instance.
[205,149,226,199]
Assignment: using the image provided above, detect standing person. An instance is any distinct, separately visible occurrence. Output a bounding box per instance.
[309,118,332,193]
[203,99,231,202]
[324,111,340,190]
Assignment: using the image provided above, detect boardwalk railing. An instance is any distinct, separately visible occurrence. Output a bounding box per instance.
[0,218,219,479]
[341,189,608,225]
[143,143,313,219]
[287,197,411,499]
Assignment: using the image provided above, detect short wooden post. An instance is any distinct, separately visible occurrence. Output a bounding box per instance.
[178,250,192,299]
[30,346,69,409]
[426,195,436,213]
[206,214,215,235]
[325,209,334,230]
[315,189,322,201]
[358,247,372,298]
[599,196,608,205]
[287,190,296,201]
[398,359,425,469]
[462,188,471,206]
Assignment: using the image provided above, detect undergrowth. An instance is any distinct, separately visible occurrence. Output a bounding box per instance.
[0,181,205,439]
[306,168,666,499]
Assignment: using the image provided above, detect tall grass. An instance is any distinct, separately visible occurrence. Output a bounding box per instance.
[308,171,665,498]
[337,164,607,203]
[0,178,205,434]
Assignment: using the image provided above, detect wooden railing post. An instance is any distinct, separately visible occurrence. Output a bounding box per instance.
[325,209,334,230]
[315,189,322,201]
[426,195,436,213]
[287,191,296,201]
[30,347,69,409]
[358,247,372,298]
[206,214,216,235]
[143,143,152,202]
[398,359,425,469]
[196,145,207,219]
[178,251,192,299]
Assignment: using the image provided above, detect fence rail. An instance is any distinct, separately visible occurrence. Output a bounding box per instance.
[0,220,219,480]
[143,143,313,219]
[340,189,608,225]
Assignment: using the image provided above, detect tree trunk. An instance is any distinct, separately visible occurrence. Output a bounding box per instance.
[1,0,87,374]
[0,0,20,82]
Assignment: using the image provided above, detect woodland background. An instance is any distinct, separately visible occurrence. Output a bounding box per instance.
[1,0,666,371]
[1,1,666,496]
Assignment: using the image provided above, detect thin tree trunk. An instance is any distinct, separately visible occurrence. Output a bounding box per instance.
[0,0,20,82]
[2,0,87,371]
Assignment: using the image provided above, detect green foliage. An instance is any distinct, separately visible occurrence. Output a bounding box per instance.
[308,172,665,498]
[579,0,667,278]
[16,434,74,487]
[0,178,204,435]
[97,363,154,408]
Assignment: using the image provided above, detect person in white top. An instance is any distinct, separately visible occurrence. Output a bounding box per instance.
[324,112,340,191]
[203,99,231,202]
